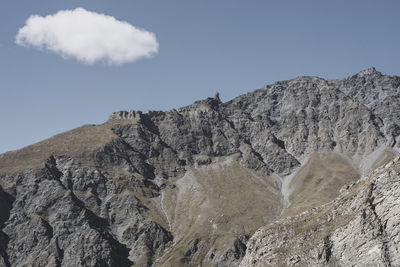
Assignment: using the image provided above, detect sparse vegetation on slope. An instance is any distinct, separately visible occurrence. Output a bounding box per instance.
[1,68,399,266]
[283,153,359,217]
[0,122,115,173]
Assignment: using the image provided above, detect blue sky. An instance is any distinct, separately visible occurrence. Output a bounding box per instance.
[1,1,400,153]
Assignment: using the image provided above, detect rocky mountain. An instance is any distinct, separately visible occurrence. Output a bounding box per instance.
[241,156,400,267]
[0,67,399,266]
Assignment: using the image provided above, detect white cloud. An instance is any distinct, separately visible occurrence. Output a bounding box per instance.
[15,8,159,65]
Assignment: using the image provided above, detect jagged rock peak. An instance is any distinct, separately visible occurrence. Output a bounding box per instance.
[108,110,143,121]
[356,66,381,77]
[2,67,400,267]
[214,91,221,102]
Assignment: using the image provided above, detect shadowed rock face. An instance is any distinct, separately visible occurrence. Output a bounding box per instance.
[0,68,399,266]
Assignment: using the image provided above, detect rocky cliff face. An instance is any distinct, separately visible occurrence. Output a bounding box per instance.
[241,156,400,267]
[0,67,399,266]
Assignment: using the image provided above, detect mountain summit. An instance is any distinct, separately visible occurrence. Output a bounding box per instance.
[0,68,399,266]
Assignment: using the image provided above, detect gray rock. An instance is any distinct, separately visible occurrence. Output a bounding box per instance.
[0,67,400,266]
[241,157,400,267]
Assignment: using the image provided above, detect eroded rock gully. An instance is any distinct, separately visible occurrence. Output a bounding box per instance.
[0,67,399,266]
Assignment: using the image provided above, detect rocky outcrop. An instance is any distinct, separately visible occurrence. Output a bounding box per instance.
[0,68,399,266]
[109,110,143,121]
[0,156,172,266]
[333,67,400,148]
[241,157,400,267]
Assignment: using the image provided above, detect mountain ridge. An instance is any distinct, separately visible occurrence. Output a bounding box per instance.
[0,67,399,266]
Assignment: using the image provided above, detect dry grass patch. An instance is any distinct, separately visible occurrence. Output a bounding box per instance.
[0,119,134,174]
[158,157,283,266]
[284,152,359,217]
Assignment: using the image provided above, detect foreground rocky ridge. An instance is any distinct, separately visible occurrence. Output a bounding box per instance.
[0,67,399,266]
[241,156,400,267]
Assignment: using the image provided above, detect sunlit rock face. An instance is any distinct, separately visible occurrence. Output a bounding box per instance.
[241,157,400,267]
[0,68,399,266]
